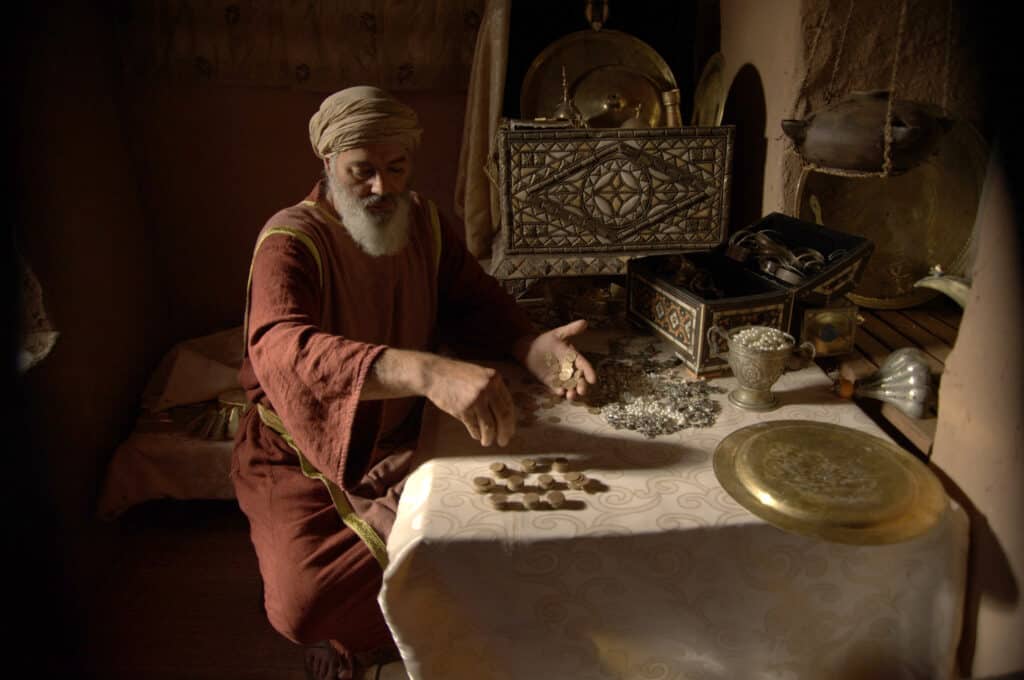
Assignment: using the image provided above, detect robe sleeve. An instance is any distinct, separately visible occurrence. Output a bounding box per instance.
[434,210,537,359]
[245,232,385,489]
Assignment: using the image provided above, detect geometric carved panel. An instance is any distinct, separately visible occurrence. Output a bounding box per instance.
[492,124,734,281]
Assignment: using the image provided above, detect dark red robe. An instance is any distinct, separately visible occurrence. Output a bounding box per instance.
[231,182,534,653]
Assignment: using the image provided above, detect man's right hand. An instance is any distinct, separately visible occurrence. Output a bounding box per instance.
[420,355,516,447]
[363,348,516,447]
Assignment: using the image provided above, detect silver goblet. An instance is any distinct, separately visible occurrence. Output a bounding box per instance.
[709,325,815,410]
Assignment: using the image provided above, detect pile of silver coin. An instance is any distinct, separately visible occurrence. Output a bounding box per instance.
[587,342,724,438]
[731,326,792,352]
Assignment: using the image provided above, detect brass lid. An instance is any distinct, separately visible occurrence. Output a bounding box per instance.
[713,420,947,544]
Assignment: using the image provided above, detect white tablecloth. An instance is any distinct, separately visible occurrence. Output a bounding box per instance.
[380,342,968,680]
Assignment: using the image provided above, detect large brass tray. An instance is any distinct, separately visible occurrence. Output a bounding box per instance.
[713,420,947,545]
[795,120,987,309]
[691,52,725,126]
[520,29,677,121]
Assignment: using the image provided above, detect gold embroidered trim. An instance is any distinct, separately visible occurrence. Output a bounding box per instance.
[243,227,324,356]
[427,199,442,272]
[257,404,390,569]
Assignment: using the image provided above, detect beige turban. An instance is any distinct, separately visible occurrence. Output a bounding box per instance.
[309,86,422,159]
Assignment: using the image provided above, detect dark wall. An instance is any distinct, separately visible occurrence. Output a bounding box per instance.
[11,2,169,671]
[9,3,469,672]
[120,83,467,341]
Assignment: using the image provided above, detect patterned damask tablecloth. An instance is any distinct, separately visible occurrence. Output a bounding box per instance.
[379,336,968,680]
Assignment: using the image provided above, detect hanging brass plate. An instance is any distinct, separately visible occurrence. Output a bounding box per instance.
[713,420,947,544]
[691,52,725,126]
[794,120,987,309]
[520,29,677,120]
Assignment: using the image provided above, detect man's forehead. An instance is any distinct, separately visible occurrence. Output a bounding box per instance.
[338,143,410,166]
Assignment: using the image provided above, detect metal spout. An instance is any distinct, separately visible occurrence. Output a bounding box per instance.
[913,264,971,308]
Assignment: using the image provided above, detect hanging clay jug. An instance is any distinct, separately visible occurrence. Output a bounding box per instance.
[782,90,953,173]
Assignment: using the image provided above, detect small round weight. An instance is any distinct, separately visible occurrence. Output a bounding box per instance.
[547,491,566,508]
[563,471,584,483]
[552,457,570,472]
[507,474,525,491]
[521,458,537,473]
[523,492,542,509]
[489,462,509,477]
[489,493,508,509]
[537,474,555,490]
[472,476,493,492]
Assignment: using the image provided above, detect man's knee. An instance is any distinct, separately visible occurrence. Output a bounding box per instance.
[265,578,330,645]
[260,541,384,646]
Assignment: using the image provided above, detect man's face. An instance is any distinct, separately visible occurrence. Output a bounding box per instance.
[324,142,415,256]
[327,142,412,220]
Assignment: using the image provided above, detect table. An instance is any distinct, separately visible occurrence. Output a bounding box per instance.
[379,335,968,680]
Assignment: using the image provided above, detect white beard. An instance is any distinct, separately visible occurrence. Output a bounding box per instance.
[328,175,412,257]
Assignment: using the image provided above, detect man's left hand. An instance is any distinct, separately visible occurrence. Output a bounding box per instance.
[516,319,597,401]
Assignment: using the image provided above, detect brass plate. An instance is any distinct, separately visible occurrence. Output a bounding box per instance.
[713,420,947,544]
[572,64,664,127]
[520,29,677,120]
[795,120,987,309]
[691,52,725,126]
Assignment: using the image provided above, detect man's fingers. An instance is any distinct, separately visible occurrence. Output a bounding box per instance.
[576,354,597,385]
[492,382,517,447]
[553,318,588,340]
[475,404,497,447]
[460,410,482,442]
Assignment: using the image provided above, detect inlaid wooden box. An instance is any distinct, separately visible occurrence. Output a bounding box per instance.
[490,121,735,283]
[627,253,793,376]
[628,213,873,374]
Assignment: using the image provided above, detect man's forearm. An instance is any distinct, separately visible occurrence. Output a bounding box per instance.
[360,347,435,400]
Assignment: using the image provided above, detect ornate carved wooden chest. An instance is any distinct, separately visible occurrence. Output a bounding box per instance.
[490,122,735,283]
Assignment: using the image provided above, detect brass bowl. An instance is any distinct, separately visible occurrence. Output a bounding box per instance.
[571,64,664,128]
[713,421,947,545]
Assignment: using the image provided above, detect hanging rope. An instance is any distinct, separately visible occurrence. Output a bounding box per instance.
[941,0,954,115]
[790,0,832,120]
[880,0,909,176]
[824,0,856,104]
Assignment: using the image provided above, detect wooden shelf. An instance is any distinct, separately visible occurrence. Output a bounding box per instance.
[826,296,962,456]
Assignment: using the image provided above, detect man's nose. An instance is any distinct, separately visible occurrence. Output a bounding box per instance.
[370,172,399,196]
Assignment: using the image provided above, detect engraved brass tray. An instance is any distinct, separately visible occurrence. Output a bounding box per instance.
[520,29,677,120]
[795,120,987,309]
[691,52,725,126]
[713,420,947,544]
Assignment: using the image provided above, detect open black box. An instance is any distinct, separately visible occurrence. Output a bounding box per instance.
[627,212,873,375]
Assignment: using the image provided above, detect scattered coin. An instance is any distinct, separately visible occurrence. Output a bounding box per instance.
[547,490,566,509]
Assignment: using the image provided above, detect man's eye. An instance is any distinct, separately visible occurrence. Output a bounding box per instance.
[388,166,406,174]
[352,168,374,180]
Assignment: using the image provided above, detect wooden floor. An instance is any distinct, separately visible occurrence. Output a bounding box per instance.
[831,295,963,457]
[80,500,307,680]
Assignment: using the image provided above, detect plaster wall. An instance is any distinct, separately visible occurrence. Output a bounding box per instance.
[719,0,803,221]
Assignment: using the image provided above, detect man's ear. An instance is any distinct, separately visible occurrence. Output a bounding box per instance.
[323,156,333,174]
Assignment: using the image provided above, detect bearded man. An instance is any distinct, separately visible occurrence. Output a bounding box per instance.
[231,86,596,679]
